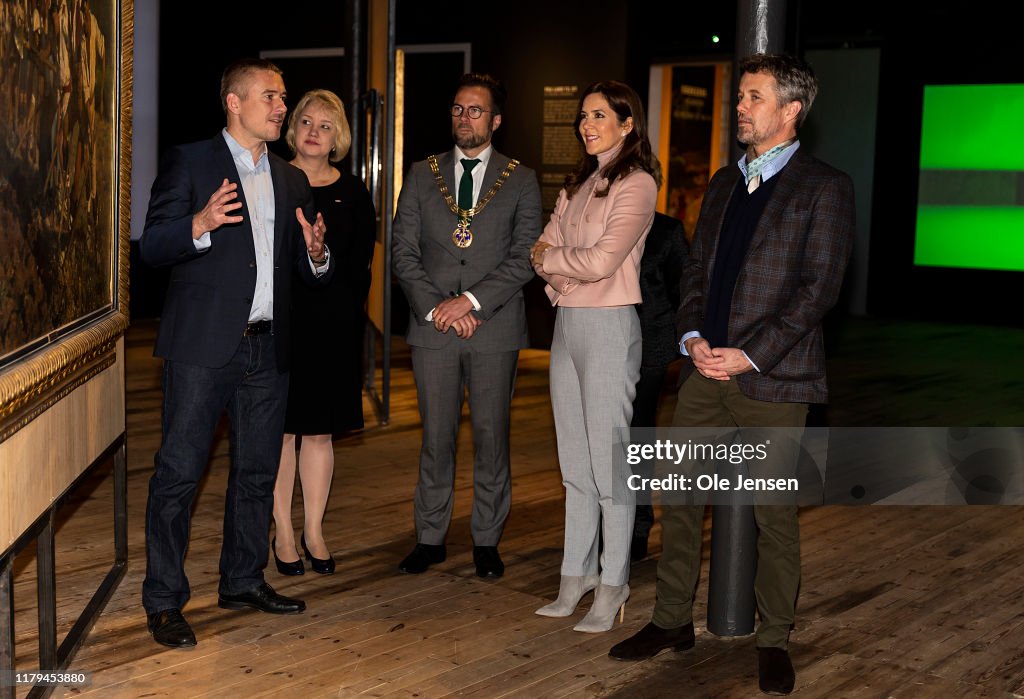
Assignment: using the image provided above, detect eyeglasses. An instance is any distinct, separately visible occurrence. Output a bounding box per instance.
[450,105,491,119]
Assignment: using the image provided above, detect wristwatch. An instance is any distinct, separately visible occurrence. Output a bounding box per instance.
[311,243,330,265]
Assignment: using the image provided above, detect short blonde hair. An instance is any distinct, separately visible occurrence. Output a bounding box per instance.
[285,89,352,162]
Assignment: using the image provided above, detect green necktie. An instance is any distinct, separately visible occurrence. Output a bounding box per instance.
[459,158,480,210]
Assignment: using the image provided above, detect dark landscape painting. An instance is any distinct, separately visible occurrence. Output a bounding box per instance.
[0,0,117,365]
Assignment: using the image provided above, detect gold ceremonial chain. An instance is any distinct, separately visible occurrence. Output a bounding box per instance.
[427,155,520,248]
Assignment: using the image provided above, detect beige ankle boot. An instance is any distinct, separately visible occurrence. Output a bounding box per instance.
[573,583,629,632]
[535,574,601,617]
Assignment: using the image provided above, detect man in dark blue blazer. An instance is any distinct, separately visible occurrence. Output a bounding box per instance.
[139,58,333,648]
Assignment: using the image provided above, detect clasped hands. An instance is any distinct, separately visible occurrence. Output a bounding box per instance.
[433,295,481,339]
[192,179,327,261]
[529,240,553,268]
[685,338,753,381]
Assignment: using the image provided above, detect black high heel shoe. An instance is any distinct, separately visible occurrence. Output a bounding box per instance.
[273,537,305,576]
[301,534,336,575]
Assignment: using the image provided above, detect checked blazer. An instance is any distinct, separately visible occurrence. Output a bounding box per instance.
[676,148,855,404]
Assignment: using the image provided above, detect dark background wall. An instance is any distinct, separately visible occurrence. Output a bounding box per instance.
[865,3,1024,324]
[135,0,1023,328]
[395,0,630,176]
[156,6,349,155]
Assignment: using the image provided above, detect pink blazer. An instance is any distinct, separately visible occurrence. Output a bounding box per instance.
[536,168,657,307]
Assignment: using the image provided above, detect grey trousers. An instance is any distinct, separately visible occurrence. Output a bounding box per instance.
[550,306,641,586]
[410,343,519,546]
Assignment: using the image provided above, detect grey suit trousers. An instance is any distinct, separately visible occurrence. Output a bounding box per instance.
[550,306,641,586]
[410,343,519,546]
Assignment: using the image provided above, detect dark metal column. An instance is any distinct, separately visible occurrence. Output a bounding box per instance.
[114,443,128,565]
[1,553,14,699]
[706,0,789,638]
[344,0,368,177]
[36,512,56,672]
[381,0,396,423]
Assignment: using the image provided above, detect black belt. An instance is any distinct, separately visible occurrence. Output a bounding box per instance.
[244,320,273,336]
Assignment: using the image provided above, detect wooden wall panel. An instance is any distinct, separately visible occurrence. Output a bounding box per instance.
[0,339,125,551]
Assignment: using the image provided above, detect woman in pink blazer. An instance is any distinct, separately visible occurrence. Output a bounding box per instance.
[531,81,660,632]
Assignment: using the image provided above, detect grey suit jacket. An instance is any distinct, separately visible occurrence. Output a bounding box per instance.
[392,149,542,351]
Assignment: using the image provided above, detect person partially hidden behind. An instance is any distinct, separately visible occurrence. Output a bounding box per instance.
[391,73,541,578]
[609,53,855,696]
[139,58,333,648]
[629,212,687,562]
[271,89,376,578]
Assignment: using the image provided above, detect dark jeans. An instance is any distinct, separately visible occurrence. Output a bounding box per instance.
[631,364,668,539]
[142,333,289,614]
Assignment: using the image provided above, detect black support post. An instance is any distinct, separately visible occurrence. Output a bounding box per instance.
[1,554,14,699]
[706,0,789,639]
[36,513,56,673]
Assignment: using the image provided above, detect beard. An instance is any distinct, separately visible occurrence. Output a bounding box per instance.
[453,122,493,151]
[736,123,757,146]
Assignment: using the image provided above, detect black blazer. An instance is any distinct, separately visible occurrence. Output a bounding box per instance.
[140,133,332,370]
[637,212,688,369]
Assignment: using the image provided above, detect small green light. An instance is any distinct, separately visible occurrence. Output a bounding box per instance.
[712,35,720,43]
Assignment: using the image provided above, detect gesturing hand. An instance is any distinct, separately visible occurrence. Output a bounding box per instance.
[297,208,327,261]
[192,178,243,239]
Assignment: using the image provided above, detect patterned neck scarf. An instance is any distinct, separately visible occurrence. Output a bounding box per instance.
[745,138,796,184]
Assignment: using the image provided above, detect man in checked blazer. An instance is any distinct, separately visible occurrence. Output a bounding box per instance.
[392,73,542,578]
[610,54,855,695]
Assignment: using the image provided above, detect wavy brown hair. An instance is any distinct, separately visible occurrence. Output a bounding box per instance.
[563,81,661,199]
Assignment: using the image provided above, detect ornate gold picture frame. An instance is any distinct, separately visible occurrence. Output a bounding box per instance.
[0,0,132,443]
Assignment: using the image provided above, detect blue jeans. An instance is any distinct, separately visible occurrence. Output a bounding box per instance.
[142,333,289,614]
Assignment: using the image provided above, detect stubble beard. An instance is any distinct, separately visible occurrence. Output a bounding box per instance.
[453,124,492,152]
[736,123,756,147]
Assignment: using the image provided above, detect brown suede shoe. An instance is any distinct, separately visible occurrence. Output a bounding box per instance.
[758,647,795,695]
[608,621,695,660]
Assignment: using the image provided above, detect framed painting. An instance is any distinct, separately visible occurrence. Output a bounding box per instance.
[0,0,132,442]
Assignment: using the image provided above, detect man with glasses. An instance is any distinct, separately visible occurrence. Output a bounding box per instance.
[393,73,541,578]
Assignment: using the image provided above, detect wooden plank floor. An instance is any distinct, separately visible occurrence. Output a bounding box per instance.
[6,317,1024,698]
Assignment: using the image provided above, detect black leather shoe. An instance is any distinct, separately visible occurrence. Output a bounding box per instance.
[218,582,305,614]
[301,534,336,574]
[273,537,305,576]
[609,621,695,660]
[629,535,649,562]
[147,609,197,649]
[398,543,446,574]
[758,647,795,695]
[473,546,504,578]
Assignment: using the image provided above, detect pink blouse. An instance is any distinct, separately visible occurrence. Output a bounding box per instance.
[536,149,657,307]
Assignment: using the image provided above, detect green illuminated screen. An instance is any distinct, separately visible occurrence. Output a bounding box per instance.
[914,84,1024,272]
